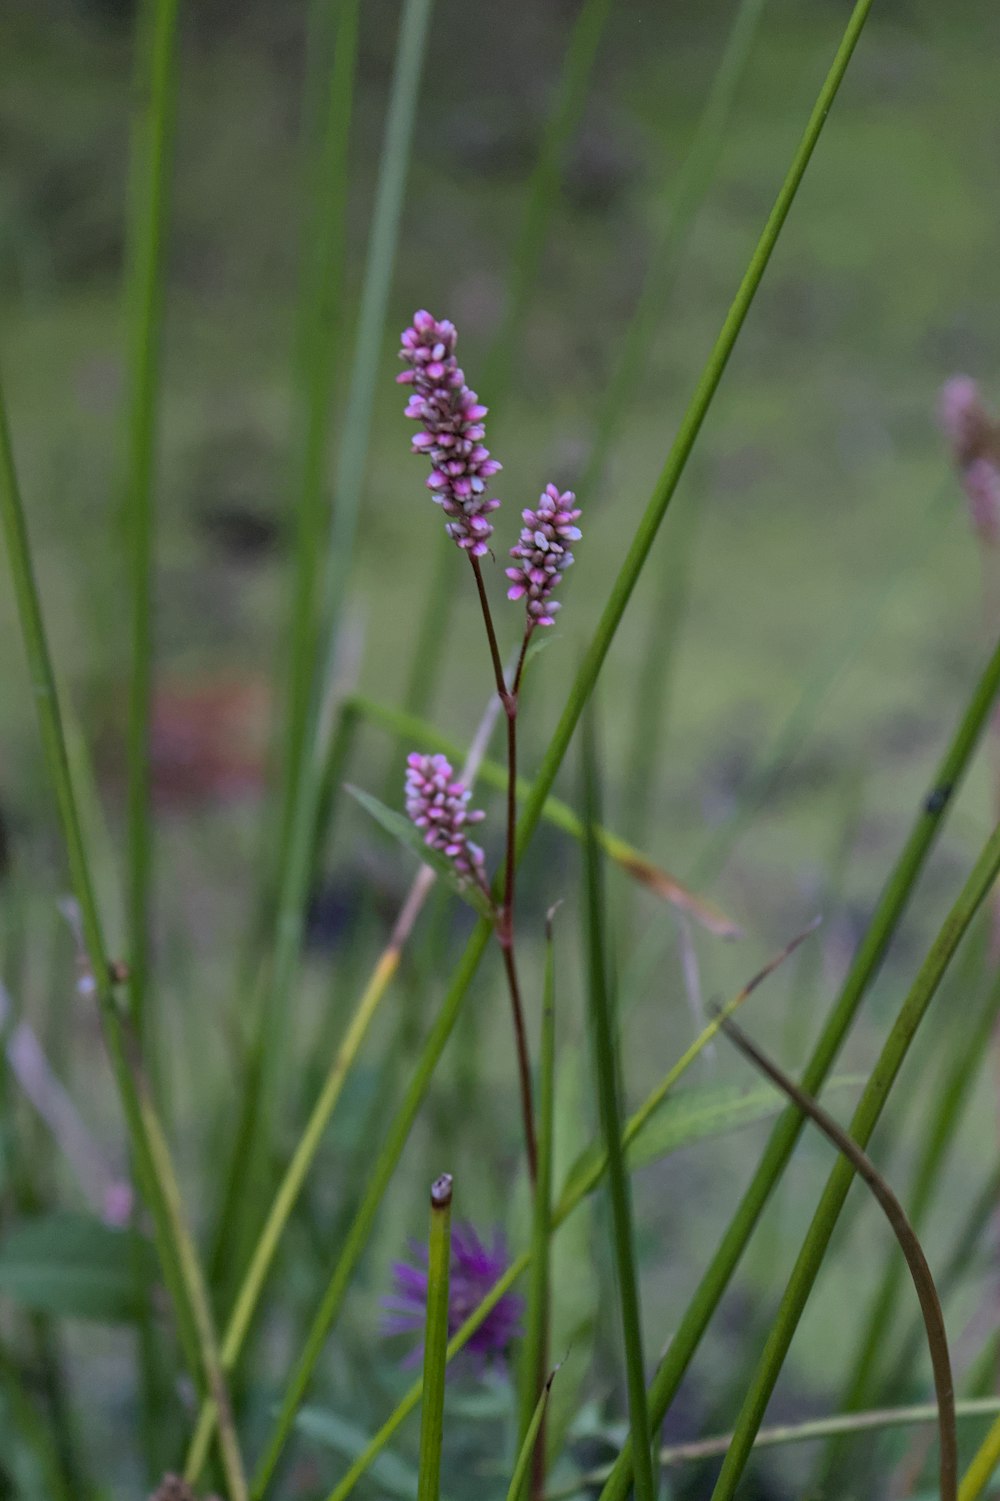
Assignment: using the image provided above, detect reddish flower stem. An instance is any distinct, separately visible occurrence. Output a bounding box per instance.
[470,556,538,1185]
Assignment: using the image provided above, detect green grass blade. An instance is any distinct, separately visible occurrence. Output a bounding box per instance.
[208,0,360,1297]
[822,959,1000,1483]
[581,708,655,1501]
[595,630,1000,1501]
[252,5,873,1479]
[516,914,557,1498]
[417,1175,452,1501]
[120,0,180,1073]
[276,0,361,871]
[508,1370,557,1501]
[319,0,434,656]
[708,818,1000,1501]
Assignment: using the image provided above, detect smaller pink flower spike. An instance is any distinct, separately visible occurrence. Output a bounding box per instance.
[506,483,581,626]
[405,752,487,888]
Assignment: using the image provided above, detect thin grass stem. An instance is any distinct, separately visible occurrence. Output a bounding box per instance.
[718,1014,957,1501]
[121,0,180,1069]
[822,961,1000,1483]
[517,913,557,1501]
[582,709,655,1501]
[416,1175,453,1501]
[543,1397,1000,1495]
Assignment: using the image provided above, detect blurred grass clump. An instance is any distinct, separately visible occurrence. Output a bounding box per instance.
[2,0,1000,1499]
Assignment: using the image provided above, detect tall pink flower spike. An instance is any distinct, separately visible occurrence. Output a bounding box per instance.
[398,310,502,557]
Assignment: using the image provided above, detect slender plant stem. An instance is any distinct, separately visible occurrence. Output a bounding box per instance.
[469,555,538,1183]
[822,959,1000,1485]
[545,1398,1000,1494]
[416,1175,452,1501]
[708,816,1000,1501]
[121,0,180,1071]
[719,1015,957,1501]
[597,623,1000,1501]
[318,931,803,1501]
[518,915,556,1501]
[137,1075,247,1501]
[884,1161,1000,1402]
[252,8,874,1478]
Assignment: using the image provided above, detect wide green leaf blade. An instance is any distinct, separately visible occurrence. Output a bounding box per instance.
[0,1214,157,1322]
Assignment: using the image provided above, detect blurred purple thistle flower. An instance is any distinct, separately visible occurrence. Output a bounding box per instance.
[405,752,488,889]
[939,375,1000,544]
[506,483,582,626]
[398,310,502,558]
[382,1223,524,1370]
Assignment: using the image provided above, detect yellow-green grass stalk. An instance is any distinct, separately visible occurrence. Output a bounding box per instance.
[416,1175,453,1501]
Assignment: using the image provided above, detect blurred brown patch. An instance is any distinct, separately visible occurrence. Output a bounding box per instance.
[149,676,270,807]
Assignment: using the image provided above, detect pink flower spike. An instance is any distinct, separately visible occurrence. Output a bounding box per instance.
[398,311,502,557]
[507,484,582,626]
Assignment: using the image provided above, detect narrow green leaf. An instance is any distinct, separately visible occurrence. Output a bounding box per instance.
[345,785,495,920]
[0,1214,156,1322]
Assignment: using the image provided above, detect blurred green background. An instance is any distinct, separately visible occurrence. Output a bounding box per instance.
[2,0,1000,1496]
